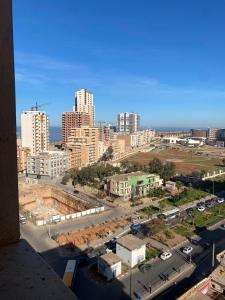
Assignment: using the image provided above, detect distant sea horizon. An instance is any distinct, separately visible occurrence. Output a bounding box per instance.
[16,126,196,144]
[17,126,62,142]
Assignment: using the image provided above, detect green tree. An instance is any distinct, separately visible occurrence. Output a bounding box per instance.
[61,173,70,185]
[159,201,166,213]
[149,158,163,174]
[161,162,176,182]
[101,146,114,161]
[176,181,183,192]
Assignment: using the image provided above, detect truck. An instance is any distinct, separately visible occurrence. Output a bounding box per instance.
[63,260,77,288]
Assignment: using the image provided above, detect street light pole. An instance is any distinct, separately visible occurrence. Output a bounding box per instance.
[212,242,215,269]
[130,267,132,298]
[48,213,51,239]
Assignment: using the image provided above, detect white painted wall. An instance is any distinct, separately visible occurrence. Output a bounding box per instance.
[99,261,121,281]
[116,243,146,268]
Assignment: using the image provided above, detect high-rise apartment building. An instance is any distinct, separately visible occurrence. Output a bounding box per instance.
[207,128,221,141]
[21,111,49,154]
[117,112,140,133]
[67,127,99,166]
[62,112,91,144]
[74,88,95,126]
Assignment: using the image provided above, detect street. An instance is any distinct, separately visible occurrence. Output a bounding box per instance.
[73,223,225,300]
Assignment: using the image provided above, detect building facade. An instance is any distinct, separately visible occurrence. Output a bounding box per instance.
[117,112,140,133]
[98,126,110,142]
[62,112,91,144]
[66,127,99,167]
[98,253,122,281]
[74,88,95,127]
[26,151,69,179]
[21,111,49,155]
[105,171,163,200]
[116,234,146,268]
[17,138,30,173]
[207,128,221,142]
[107,138,126,159]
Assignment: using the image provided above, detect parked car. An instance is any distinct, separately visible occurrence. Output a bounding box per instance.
[134,290,144,299]
[217,198,224,204]
[19,214,26,224]
[203,242,211,249]
[20,219,26,225]
[160,251,172,260]
[139,264,152,273]
[197,206,205,212]
[197,202,205,207]
[221,224,225,228]
[182,246,193,255]
[190,239,199,245]
[205,202,214,208]
[186,208,194,216]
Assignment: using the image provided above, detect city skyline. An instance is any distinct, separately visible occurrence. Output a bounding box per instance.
[14,0,225,127]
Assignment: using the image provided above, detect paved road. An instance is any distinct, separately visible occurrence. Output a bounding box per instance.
[74,223,225,300]
[154,234,225,299]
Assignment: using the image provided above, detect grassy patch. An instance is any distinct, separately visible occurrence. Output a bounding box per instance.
[162,189,209,207]
[146,247,161,260]
[140,206,160,215]
[185,202,225,229]
[174,225,193,239]
[164,230,175,239]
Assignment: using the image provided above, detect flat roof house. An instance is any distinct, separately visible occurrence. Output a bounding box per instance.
[116,234,146,268]
[98,252,122,281]
[105,171,163,201]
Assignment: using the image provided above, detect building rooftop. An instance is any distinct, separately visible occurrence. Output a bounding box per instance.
[117,234,145,251]
[109,171,157,182]
[211,265,225,287]
[99,252,121,266]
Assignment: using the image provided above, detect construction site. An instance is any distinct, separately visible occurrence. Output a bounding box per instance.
[19,183,96,224]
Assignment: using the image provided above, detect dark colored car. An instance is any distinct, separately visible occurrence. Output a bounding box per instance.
[205,202,214,208]
[197,202,205,207]
[186,208,194,216]
[203,242,211,249]
[139,264,152,273]
[190,238,199,245]
[134,291,144,299]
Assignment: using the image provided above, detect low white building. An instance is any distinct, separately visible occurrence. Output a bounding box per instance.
[98,252,122,281]
[162,136,183,144]
[116,234,146,268]
[165,181,177,191]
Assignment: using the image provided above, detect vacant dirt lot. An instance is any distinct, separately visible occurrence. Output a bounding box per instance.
[57,219,129,248]
[126,148,221,174]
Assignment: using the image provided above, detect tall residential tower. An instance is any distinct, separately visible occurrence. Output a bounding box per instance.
[117,112,140,133]
[21,111,49,154]
[74,88,95,127]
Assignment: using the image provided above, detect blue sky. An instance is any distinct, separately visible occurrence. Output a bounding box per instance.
[14,0,225,128]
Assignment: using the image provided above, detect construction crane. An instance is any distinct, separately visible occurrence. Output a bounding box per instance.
[30,101,49,111]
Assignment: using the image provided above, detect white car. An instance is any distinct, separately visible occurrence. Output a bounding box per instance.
[217,198,224,204]
[160,251,172,261]
[182,246,193,255]
[197,206,205,212]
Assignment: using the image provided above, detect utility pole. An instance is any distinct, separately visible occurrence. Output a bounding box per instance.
[213,180,215,195]
[130,267,132,298]
[212,242,215,269]
[48,214,51,239]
